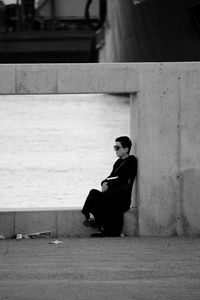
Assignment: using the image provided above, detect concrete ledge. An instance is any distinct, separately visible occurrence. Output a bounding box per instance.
[0,63,138,94]
[0,208,138,238]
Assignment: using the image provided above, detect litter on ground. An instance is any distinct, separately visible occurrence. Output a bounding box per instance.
[48,240,63,245]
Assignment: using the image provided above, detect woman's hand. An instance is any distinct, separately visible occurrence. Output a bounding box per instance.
[101,182,108,192]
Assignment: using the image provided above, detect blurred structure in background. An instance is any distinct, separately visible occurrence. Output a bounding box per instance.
[99,0,200,63]
[0,0,106,63]
[1,0,200,63]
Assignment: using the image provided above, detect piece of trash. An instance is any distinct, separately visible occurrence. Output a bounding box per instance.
[23,235,30,239]
[0,235,6,240]
[16,233,23,240]
[15,234,30,240]
[29,231,51,239]
[48,240,63,245]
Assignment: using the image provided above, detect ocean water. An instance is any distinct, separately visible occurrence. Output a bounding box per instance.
[0,93,130,209]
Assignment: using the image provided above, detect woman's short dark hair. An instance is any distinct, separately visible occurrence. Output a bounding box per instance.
[115,136,132,153]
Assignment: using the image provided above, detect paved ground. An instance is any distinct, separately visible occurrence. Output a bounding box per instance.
[0,237,200,300]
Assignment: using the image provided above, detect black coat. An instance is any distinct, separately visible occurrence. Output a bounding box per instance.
[102,155,137,212]
[82,155,137,235]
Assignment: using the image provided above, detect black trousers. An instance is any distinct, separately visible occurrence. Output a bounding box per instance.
[82,189,124,236]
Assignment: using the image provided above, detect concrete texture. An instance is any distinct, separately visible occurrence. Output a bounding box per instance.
[0,62,200,236]
[132,63,200,236]
[0,237,200,300]
[0,64,138,94]
[0,209,137,238]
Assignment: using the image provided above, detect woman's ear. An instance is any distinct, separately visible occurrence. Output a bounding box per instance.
[125,147,129,153]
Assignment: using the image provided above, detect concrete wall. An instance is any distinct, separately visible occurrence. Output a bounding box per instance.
[0,62,200,237]
[0,208,137,238]
[132,63,200,236]
[0,208,92,238]
[0,64,138,94]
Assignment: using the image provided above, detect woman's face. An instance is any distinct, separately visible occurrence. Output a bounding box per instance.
[114,142,128,158]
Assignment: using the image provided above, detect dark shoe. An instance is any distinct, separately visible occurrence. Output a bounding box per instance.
[91,231,107,238]
[91,231,121,237]
[83,218,98,228]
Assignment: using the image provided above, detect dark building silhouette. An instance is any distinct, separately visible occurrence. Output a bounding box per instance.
[1,0,200,63]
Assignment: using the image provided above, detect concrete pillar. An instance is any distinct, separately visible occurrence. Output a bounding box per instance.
[130,92,139,236]
[135,63,200,236]
[134,64,181,236]
[179,64,200,235]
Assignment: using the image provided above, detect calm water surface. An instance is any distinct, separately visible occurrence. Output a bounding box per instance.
[0,94,129,209]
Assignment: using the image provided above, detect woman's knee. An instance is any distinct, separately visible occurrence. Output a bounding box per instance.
[89,189,101,196]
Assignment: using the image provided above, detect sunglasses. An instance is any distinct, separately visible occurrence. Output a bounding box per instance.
[114,145,122,151]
